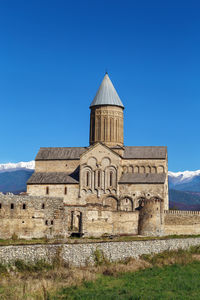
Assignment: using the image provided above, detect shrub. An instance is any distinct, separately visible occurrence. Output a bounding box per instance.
[93,248,110,266]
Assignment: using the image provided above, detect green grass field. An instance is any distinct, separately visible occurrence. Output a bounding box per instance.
[53,262,200,300]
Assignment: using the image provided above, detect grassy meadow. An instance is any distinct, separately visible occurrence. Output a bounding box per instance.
[0,246,200,299]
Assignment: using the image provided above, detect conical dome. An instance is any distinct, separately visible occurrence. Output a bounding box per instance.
[90,73,124,108]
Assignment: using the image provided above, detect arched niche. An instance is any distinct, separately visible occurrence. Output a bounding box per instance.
[104,196,118,211]
[134,166,139,173]
[128,165,133,173]
[151,166,157,174]
[140,166,145,174]
[101,157,111,168]
[157,165,164,173]
[146,166,151,173]
[123,166,128,173]
[120,197,133,211]
[87,156,97,168]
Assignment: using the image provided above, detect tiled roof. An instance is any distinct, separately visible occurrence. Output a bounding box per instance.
[35,146,167,160]
[119,173,166,184]
[123,146,167,159]
[27,172,79,184]
[35,147,87,160]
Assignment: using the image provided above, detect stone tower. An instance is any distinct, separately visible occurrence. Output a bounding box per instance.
[138,197,164,236]
[89,73,124,147]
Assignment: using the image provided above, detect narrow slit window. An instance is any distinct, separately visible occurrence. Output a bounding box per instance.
[22,203,26,209]
[0,203,2,209]
[51,220,53,225]
[71,211,74,230]
[46,187,49,195]
[97,170,101,187]
[64,187,67,195]
[42,203,45,209]
[86,171,89,187]
[11,203,14,209]
[45,220,48,225]
[110,171,113,187]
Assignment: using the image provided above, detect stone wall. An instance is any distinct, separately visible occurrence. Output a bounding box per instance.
[0,194,67,239]
[84,210,139,237]
[0,237,200,266]
[27,184,79,204]
[164,210,200,235]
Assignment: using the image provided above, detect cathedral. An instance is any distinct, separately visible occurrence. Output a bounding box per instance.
[27,74,169,237]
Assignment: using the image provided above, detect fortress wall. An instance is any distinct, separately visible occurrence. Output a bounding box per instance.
[0,194,67,239]
[164,210,200,235]
[0,237,200,266]
[84,210,139,237]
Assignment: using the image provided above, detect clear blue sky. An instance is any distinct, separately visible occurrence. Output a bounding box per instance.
[0,0,200,172]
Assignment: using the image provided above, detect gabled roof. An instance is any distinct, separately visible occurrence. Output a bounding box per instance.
[90,73,124,108]
[123,146,167,159]
[35,147,87,160]
[119,173,166,184]
[80,142,121,159]
[27,172,79,184]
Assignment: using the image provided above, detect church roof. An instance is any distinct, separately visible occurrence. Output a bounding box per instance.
[27,172,79,184]
[90,73,124,108]
[35,146,167,160]
[119,173,166,184]
[35,147,87,160]
[123,146,167,159]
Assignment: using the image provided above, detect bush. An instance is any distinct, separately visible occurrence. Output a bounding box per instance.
[14,259,53,272]
[93,248,110,266]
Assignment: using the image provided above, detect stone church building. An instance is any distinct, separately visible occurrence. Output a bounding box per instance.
[26,74,169,237]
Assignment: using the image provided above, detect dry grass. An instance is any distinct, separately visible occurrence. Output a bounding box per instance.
[0,257,150,299]
[1,245,200,299]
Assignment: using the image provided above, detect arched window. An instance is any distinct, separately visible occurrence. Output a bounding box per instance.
[22,203,26,210]
[86,171,90,187]
[46,186,49,195]
[110,171,113,186]
[42,203,45,209]
[97,170,101,187]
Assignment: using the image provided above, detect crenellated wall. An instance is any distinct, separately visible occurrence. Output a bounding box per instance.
[164,210,200,235]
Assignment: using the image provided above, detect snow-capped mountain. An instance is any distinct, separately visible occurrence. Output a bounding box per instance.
[0,161,35,173]
[169,169,200,184]
[0,161,35,193]
[168,170,200,192]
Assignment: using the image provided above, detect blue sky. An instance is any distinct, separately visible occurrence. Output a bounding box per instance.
[0,0,200,172]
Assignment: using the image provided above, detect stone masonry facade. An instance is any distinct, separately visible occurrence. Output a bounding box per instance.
[1,74,199,239]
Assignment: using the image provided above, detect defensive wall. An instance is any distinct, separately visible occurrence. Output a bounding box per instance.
[164,210,200,235]
[1,194,200,238]
[0,193,67,239]
[0,237,200,266]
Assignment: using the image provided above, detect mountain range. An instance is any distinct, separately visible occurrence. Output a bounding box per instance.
[0,161,200,210]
